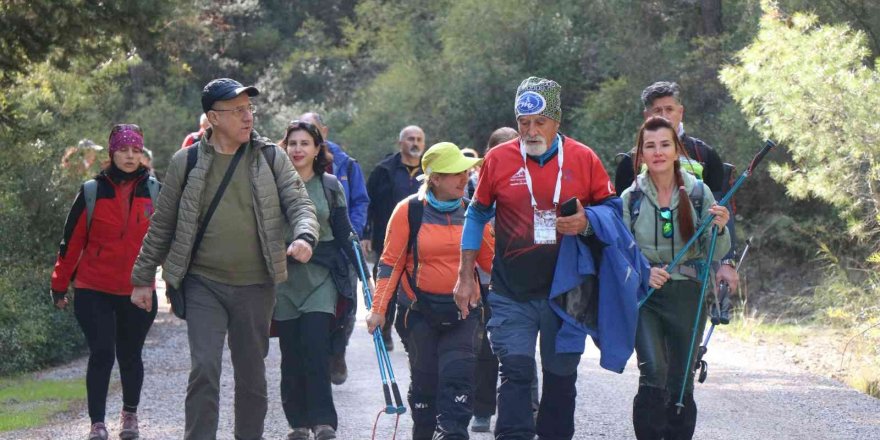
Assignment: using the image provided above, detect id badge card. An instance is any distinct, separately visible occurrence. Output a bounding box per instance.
[534,209,557,244]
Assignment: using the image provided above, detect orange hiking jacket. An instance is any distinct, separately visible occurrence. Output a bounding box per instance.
[371,195,494,315]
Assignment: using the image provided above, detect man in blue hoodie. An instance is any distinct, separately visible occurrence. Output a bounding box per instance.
[300,112,370,386]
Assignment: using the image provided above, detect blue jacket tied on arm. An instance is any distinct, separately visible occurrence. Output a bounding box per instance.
[549,197,650,373]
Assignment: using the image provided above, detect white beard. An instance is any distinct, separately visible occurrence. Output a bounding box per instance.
[521,137,548,156]
[408,146,423,158]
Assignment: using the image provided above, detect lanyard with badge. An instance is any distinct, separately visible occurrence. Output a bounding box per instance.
[521,134,563,245]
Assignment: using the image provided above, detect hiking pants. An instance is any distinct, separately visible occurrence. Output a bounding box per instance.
[330,275,358,357]
[183,275,275,440]
[277,312,338,430]
[403,307,479,440]
[486,291,581,440]
[74,288,157,424]
[633,279,706,440]
[473,298,499,418]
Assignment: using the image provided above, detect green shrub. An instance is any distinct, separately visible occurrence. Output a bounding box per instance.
[0,265,85,376]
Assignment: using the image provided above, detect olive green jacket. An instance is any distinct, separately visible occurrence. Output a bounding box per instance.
[620,171,730,280]
[131,130,319,289]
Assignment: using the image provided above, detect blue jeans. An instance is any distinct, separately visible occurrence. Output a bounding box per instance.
[486,292,581,440]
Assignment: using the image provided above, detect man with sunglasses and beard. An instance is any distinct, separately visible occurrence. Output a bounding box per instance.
[364,125,426,350]
[129,78,319,440]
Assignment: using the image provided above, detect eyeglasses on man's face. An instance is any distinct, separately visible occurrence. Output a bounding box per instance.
[211,104,257,117]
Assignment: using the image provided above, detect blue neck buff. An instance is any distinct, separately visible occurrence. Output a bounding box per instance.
[529,135,560,166]
[426,189,462,212]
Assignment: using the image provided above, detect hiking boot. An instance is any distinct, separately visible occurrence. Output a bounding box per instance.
[471,415,491,432]
[329,352,348,385]
[313,424,337,440]
[119,410,139,439]
[287,427,310,440]
[88,422,109,440]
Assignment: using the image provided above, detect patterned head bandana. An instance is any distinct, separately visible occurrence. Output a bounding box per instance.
[514,77,562,122]
[108,125,144,156]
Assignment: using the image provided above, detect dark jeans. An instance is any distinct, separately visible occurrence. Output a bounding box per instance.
[278,312,338,429]
[403,307,479,440]
[74,288,157,424]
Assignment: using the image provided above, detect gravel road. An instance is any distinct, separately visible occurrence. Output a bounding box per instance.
[5,298,879,440]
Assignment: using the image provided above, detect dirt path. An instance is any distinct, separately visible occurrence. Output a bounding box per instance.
[5,301,879,439]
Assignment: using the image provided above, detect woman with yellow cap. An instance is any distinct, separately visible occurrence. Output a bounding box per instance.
[367,142,495,440]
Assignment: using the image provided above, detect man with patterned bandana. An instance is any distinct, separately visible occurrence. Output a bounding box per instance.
[455,77,617,440]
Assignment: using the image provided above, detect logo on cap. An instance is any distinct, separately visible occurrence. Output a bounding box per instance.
[516,91,546,116]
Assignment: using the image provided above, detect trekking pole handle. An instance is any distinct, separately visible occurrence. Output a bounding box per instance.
[748,140,777,174]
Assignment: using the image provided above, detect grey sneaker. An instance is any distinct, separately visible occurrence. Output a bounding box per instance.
[329,352,348,385]
[88,422,109,440]
[119,410,139,439]
[471,415,491,432]
[313,424,337,440]
[287,427,310,440]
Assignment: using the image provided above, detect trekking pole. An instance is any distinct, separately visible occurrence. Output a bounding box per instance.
[694,236,753,383]
[350,236,406,439]
[638,140,777,308]
[675,225,720,414]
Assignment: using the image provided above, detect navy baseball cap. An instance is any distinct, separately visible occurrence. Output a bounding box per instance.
[201,78,259,113]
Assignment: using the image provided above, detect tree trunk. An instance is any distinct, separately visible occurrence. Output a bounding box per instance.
[700,0,723,36]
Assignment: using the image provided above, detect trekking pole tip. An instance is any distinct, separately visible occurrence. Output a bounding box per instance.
[675,402,685,415]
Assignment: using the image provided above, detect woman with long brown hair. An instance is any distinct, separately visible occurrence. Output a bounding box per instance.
[622,116,730,440]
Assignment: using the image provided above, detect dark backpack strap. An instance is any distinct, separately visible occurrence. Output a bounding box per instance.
[690,181,704,221]
[182,144,199,191]
[321,173,339,211]
[628,185,643,233]
[406,196,424,290]
[261,144,278,181]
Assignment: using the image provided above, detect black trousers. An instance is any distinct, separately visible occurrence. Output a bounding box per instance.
[473,298,498,418]
[277,312,338,429]
[403,307,479,440]
[74,288,157,423]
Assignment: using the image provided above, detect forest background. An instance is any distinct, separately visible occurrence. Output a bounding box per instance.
[0,0,878,394]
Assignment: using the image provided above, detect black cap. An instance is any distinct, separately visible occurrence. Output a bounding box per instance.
[201,78,259,113]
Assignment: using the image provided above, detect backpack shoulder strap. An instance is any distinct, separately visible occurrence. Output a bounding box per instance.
[146,176,160,206]
[261,144,278,181]
[83,179,98,232]
[689,180,704,221]
[628,184,643,233]
[321,173,339,211]
[406,196,425,289]
[182,144,199,190]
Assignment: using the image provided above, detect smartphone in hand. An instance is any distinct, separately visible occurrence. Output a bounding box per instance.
[560,197,578,217]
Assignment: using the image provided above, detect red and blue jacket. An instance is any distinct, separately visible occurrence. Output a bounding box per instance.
[51,167,157,296]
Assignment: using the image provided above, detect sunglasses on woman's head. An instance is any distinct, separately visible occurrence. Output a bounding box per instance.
[659,208,673,239]
[111,124,143,134]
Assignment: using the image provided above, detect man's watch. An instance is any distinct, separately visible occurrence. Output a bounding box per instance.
[720,258,736,268]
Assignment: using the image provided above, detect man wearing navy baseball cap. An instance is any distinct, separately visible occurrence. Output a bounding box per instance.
[131,78,319,439]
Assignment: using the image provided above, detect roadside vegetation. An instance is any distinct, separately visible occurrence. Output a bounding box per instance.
[0,0,877,398]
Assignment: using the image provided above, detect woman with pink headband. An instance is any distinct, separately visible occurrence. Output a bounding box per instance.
[50,124,159,440]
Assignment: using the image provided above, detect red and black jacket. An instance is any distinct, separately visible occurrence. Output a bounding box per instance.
[51,167,158,296]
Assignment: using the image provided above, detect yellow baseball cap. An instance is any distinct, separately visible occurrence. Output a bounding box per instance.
[421,142,483,176]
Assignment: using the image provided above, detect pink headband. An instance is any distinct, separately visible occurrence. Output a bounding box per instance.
[108,129,144,156]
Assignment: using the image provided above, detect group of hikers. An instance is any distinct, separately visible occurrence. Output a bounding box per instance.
[50,75,740,440]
